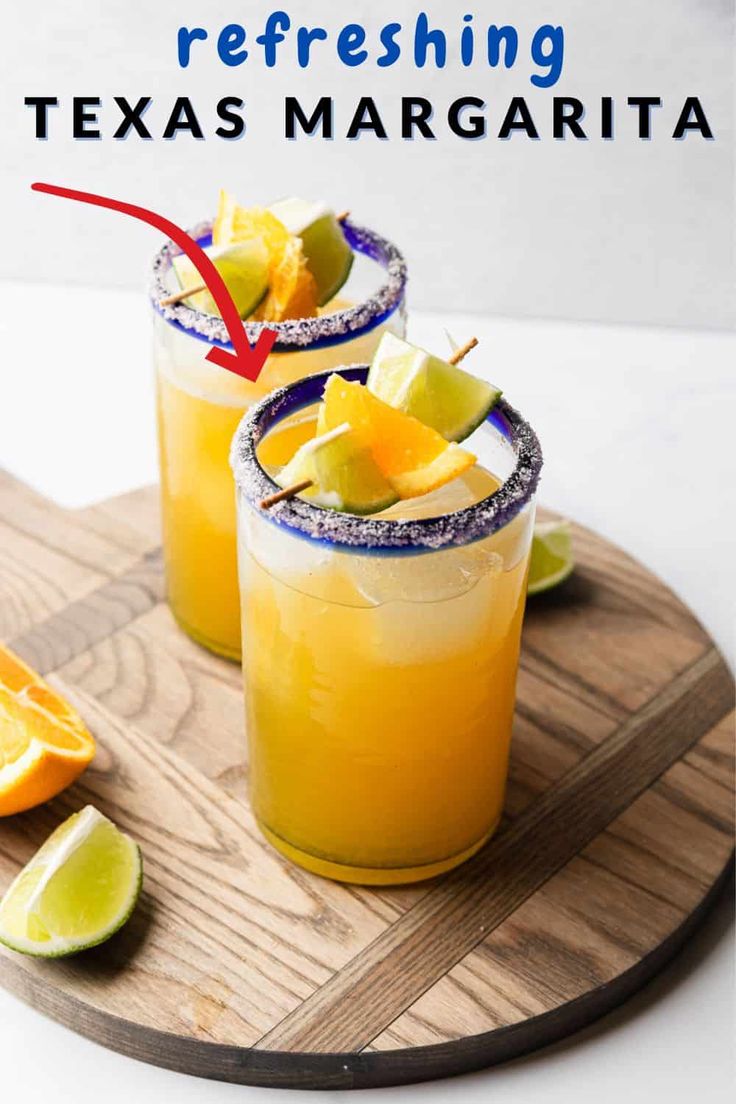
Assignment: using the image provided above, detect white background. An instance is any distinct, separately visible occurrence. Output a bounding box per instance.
[0,0,734,1101]
[1,0,734,328]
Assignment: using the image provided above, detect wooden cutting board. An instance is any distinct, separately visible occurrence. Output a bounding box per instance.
[0,469,732,1090]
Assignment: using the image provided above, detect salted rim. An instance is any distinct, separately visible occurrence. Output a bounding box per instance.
[230,366,543,554]
[149,218,408,354]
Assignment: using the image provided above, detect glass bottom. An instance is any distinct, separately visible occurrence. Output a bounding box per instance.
[171,608,241,664]
[257,817,501,885]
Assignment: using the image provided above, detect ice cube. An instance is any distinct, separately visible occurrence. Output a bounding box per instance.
[349,542,503,606]
[240,506,333,596]
[355,552,512,666]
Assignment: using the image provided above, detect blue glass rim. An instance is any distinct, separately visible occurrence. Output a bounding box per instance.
[149,219,407,355]
[230,366,543,557]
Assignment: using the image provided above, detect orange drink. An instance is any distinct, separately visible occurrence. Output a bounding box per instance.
[151,221,407,659]
[231,367,543,884]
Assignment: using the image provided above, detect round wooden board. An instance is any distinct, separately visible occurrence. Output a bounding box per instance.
[0,469,733,1090]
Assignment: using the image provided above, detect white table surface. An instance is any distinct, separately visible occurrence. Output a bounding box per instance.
[0,282,733,1102]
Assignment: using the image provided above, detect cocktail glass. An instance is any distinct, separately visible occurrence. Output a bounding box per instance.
[150,221,407,660]
[230,367,543,885]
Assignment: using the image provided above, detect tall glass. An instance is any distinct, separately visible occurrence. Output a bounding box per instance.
[150,221,407,660]
[231,367,543,885]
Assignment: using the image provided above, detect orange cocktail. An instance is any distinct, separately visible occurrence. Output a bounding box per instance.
[231,368,543,884]
[151,220,407,660]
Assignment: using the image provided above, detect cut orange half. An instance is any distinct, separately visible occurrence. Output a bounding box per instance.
[0,645,95,816]
[318,376,476,499]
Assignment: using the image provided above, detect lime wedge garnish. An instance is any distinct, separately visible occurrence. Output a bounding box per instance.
[0,805,142,957]
[277,423,398,515]
[367,333,501,443]
[172,240,270,319]
[269,198,354,306]
[527,520,575,595]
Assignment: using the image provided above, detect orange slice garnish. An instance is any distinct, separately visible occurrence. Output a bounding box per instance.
[317,376,476,499]
[0,644,95,816]
[212,192,318,322]
[252,236,319,323]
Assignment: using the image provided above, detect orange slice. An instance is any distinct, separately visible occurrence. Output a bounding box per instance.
[252,235,319,323]
[317,376,476,499]
[0,645,95,816]
[212,192,318,322]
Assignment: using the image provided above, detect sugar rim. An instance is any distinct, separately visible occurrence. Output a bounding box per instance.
[149,218,408,353]
[230,366,543,554]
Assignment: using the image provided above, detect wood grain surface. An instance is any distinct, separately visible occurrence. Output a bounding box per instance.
[0,471,732,1090]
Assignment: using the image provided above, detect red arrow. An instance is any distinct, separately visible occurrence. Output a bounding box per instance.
[31,182,277,382]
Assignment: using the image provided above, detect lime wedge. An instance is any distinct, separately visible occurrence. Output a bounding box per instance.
[0,805,142,957]
[528,520,575,595]
[269,198,354,306]
[172,240,270,319]
[367,333,501,443]
[277,423,399,515]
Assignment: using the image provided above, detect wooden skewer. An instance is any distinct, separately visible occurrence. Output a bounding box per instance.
[159,283,208,308]
[259,479,314,509]
[260,336,480,510]
[448,336,478,365]
[160,210,352,308]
